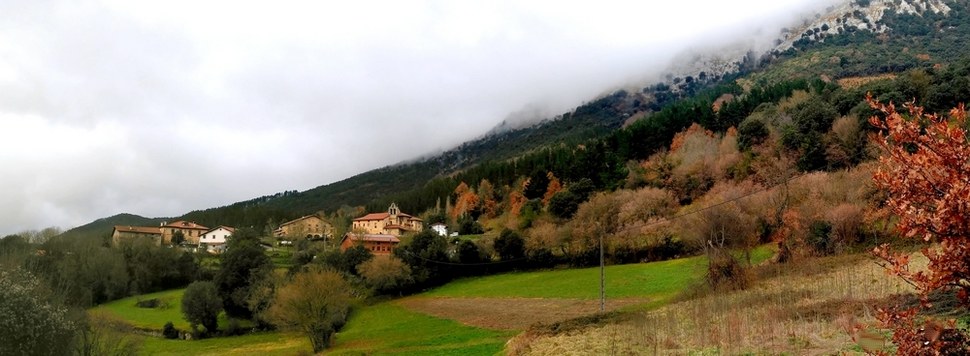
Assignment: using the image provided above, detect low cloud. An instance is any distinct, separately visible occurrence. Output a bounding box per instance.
[0,0,838,234]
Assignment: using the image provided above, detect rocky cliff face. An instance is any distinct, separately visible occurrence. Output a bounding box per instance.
[775,0,951,50]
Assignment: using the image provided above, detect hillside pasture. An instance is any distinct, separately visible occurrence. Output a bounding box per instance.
[139,331,310,356]
[514,253,920,355]
[329,303,515,355]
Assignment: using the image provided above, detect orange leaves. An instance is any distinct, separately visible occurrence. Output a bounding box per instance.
[869,96,970,352]
[542,172,562,206]
[451,182,479,220]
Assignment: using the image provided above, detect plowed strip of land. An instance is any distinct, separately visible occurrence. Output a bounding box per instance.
[397,297,650,330]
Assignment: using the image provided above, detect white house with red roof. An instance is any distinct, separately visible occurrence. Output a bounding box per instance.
[200,226,235,253]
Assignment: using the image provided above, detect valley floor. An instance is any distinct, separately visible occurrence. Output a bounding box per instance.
[89,246,921,355]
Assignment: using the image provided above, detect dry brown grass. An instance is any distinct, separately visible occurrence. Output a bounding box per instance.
[515,253,922,355]
[837,73,897,89]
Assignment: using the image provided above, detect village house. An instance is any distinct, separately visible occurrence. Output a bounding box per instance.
[274,214,333,239]
[430,222,448,237]
[160,221,209,245]
[112,225,163,246]
[351,203,423,236]
[339,233,400,256]
[200,226,234,253]
[340,203,422,255]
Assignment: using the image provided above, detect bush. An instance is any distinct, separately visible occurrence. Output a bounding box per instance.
[181,281,222,333]
[162,322,179,339]
[808,220,835,255]
[358,256,413,294]
[737,118,768,150]
[547,191,581,219]
[0,269,77,356]
[266,268,352,352]
[135,298,161,309]
[494,229,525,262]
[215,240,272,319]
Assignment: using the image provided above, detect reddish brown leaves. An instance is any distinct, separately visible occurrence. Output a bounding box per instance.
[868,95,970,353]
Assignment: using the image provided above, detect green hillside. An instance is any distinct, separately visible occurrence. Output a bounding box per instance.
[59,213,167,240]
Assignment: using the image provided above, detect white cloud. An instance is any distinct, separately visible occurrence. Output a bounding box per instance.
[0,0,839,234]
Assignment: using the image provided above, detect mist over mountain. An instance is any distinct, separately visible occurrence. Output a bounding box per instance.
[48,0,969,237]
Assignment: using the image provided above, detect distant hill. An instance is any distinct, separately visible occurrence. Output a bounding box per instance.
[59,213,167,240]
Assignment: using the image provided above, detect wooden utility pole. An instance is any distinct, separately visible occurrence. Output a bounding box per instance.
[599,224,605,313]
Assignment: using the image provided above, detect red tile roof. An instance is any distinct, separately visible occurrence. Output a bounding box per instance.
[352,212,421,221]
[204,226,236,235]
[163,221,209,230]
[114,225,162,235]
[353,212,389,221]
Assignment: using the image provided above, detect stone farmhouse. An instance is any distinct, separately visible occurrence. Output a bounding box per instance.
[161,221,209,245]
[111,220,234,251]
[340,203,423,255]
[274,214,333,239]
[350,203,423,235]
[111,225,163,246]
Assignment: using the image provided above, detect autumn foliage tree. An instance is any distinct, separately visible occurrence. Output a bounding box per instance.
[868,95,970,353]
[542,172,562,206]
[451,182,479,220]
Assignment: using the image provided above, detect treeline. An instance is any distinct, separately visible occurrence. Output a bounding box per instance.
[2,233,202,308]
[377,78,814,214]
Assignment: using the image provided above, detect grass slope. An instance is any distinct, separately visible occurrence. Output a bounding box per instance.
[92,289,188,329]
[329,303,515,356]
[139,331,309,356]
[332,248,775,355]
[92,288,249,331]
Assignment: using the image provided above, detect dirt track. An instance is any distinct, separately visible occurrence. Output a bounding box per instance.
[397,297,650,330]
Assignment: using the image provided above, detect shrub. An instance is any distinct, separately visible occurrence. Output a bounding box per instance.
[0,269,77,356]
[162,322,179,339]
[358,256,413,294]
[214,240,272,319]
[135,298,161,309]
[738,118,769,150]
[266,268,352,352]
[808,220,835,255]
[181,281,222,333]
[494,229,526,262]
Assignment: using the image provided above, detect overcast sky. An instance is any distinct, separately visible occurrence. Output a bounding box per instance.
[0,0,840,235]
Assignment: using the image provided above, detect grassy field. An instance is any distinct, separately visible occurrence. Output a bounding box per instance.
[329,303,515,356]
[517,253,917,355]
[92,288,250,331]
[424,258,703,302]
[329,249,779,355]
[90,247,776,355]
[139,331,310,355]
[425,245,774,303]
[93,289,189,329]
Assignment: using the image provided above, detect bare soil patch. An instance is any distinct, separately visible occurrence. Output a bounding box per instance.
[397,297,650,330]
